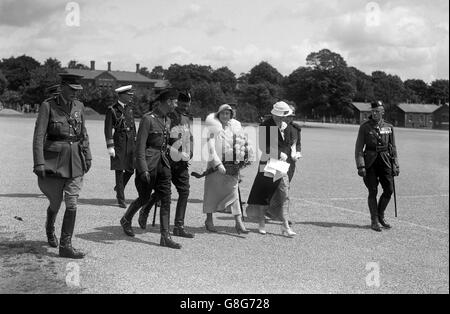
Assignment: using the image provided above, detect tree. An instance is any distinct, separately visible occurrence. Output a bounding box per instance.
[306,49,347,71]
[428,80,449,105]
[0,55,41,91]
[371,71,406,105]
[211,66,237,94]
[0,70,7,95]
[166,64,213,90]
[349,67,374,103]
[248,61,283,85]
[285,50,355,118]
[0,89,22,109]
[68,60,89,69]
[404,79,428,103]
[149,66,167,80]
[23,58,63,104]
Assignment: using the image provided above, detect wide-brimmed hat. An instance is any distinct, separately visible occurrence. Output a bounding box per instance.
[216,104,234,119]
[271,101,293,117]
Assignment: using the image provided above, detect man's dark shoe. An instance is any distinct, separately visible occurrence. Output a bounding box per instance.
[379,217,391,229]
[173,226,194,238]
[120,217,135,237]
[371,219,382,232]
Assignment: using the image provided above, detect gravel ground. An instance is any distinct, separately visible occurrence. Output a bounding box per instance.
[0,116,448,294]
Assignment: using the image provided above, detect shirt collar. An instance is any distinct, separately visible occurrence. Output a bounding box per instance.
[118,100,126,107]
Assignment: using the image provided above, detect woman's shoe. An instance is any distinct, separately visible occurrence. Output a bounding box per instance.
[258,228,267,235]
[235,223,249,234]
[205,221,218,233]
[281,225,296,237]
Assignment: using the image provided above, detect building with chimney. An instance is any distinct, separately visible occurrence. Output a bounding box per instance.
[64,61,169,92]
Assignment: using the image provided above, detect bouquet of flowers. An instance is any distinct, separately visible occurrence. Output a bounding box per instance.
[222,133,255,176]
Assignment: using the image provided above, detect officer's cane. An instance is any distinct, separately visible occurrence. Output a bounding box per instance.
[389,144,398,217]
[392,177,398,218]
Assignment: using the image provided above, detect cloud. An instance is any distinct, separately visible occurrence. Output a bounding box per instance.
[0,0,68,27]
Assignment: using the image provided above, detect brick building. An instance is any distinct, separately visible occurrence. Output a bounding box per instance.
[433,103,449,130]
[396,103,441,129]
[348,102,372,124]
[64,61,168,93]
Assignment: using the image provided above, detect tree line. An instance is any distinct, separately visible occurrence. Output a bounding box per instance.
[1,49,448,122]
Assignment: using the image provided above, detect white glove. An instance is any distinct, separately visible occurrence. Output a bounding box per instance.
[280,152,288,162]
[108,147,116,158]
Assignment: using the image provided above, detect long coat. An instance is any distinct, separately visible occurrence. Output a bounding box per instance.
[247,117,294,206]
[355,117,399,170]
[33,96,92,179]
[104,102,136,171]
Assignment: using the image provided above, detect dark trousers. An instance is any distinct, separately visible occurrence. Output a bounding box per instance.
[145,162,190,227]
[130,163,172,233]
[363,156,394,219]
[115,170,133,202]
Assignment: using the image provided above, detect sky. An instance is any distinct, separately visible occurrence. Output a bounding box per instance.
[0,0,448,82]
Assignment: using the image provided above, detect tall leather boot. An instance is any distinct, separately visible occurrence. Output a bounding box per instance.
[59,210,85,259]
[160,232,182,249]
[115,171,126,208]
[120,200,141,237]
[138,194,156,230]
[369,197,382,232]
[378,195,392,229]
[173,192,194,238]
[45,207,58,248]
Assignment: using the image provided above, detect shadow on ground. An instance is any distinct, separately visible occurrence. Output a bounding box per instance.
[298,221,371,230]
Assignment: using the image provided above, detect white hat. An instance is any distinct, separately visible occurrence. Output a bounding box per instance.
[115,85,134,94]
[271,101,293,117]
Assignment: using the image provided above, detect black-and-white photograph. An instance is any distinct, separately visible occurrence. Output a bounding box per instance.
[0,0,448,298]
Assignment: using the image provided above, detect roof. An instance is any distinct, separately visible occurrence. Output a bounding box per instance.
[63,68,168,85]
[350,102,372,112]
[397,103,441,114]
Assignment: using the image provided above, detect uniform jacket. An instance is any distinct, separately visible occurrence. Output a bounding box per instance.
[355,117,399,170]
[168,108,194,166]
[33,96,92,178]
[104,101,136,171]
[135,110,171,175]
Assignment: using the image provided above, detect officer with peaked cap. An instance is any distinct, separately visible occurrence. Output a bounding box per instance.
[355,100,400,232]
[120,88,182,249]
[104,85,137,208]
[33,73,92,259]
[138,90,195,238]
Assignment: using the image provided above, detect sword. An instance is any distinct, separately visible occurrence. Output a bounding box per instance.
[392,176,398,218]
[152,201,159,227]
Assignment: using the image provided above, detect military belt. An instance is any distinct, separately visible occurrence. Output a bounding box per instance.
[47,135,82,142]
[366,146,388,152]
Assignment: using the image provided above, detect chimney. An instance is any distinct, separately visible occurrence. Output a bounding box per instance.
[90,60,95,71]
[107,61,111,71]
[136,63,140,73]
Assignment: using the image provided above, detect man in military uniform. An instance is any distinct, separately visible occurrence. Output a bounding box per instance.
[355,100,400,232]
[104,85,136,208]
[33,73,92,259]
[120,88,182,249]
[137,91,194,238]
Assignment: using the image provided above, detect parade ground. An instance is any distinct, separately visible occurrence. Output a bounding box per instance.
[0,115,448,294]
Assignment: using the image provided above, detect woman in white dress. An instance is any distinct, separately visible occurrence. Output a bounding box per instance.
[203,104,249,234]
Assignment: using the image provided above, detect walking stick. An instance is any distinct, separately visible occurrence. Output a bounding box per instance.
[389,143,398,218]
[392,176,398,218]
